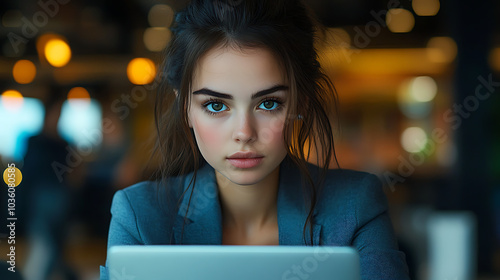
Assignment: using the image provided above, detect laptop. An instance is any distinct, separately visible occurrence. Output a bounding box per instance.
[108,245,360,280]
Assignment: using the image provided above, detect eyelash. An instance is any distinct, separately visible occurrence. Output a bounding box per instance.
[201,97,285,116]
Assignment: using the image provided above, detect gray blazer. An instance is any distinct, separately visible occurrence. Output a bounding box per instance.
[100,157,409,279]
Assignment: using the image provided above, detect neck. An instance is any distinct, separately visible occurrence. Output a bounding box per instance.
[216,167,280,232]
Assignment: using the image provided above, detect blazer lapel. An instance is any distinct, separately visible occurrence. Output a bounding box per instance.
[277,156,322,245]
[173,163,223,245]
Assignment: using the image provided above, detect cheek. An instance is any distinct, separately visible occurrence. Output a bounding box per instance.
[258,117,286,146]
[192,116,224,149]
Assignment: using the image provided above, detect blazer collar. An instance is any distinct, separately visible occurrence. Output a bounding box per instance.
[173,156,321,245]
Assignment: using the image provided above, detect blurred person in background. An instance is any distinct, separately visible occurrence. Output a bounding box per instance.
[77,103,135,239]
[21,88,79,280]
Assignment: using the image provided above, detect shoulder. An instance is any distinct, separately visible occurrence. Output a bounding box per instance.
[109,177,185,245]
[110,182,163,238]
[311,165,384,202]
[321,168,384,202]
[112,181,160,214]
[112,175,185,218]
[111,164,213,226]
[312,166,388,226]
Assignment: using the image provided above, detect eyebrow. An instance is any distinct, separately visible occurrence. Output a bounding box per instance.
[192,85,288,99]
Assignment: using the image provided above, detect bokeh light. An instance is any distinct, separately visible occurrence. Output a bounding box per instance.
[412,0,440,16]
[386,9,415,33]
[0,97,44,160]
[37,33,59,59]
[67,87,91,107]
[148,4,174,27]
[427,37,457,63]
[44,38,72,67]
[398,77,437,119]
[127,58,156,85]
[13,60,36,84]
[58,99,103,150]
[143,27,171,52]
[401,127,428,153]
[1,90,24,112]
[409,76,438,102]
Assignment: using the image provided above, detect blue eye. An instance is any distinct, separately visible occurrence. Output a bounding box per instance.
[258,100,279,110]
[206,102,227,112]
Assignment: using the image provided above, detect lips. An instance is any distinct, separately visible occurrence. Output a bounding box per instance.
[227,151,264,168]
[227,151,263,159]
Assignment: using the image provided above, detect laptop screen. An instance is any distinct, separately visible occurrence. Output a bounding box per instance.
[108,245,360,280]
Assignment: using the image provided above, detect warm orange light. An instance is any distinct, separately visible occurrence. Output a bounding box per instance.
[127,58,156,85]
[319,48,448,76]
[67,87,91,107]
[1,90,24,111]
[412,0,440,16]
[386,9,415,33]
[67,87,90,100]
[13,60,36,84]
[37,33,59,60]
[489,48,500,71]
[44,38,71,67]
[426,37,457,63]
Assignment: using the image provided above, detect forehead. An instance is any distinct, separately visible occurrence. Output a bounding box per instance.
[192,45,286,96]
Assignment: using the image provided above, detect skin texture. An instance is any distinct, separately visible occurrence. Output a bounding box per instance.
[188,45,289,244]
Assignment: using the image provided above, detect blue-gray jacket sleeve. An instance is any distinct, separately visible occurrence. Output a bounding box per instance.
[353,174,409,279]
[100,189,144,280]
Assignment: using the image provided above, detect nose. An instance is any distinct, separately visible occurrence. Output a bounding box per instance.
[232,112,257,143]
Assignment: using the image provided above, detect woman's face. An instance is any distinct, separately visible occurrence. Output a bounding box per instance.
[188,46,289,186]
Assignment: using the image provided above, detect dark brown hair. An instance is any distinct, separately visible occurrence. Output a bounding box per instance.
[151,0,339,245]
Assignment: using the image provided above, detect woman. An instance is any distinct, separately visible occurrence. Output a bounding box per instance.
[100,0,410,278]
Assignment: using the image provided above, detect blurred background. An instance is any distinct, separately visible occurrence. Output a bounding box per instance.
[0,0,498,279]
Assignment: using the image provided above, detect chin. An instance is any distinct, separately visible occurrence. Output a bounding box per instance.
[219,169,269,186]
[229,172,266,185]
